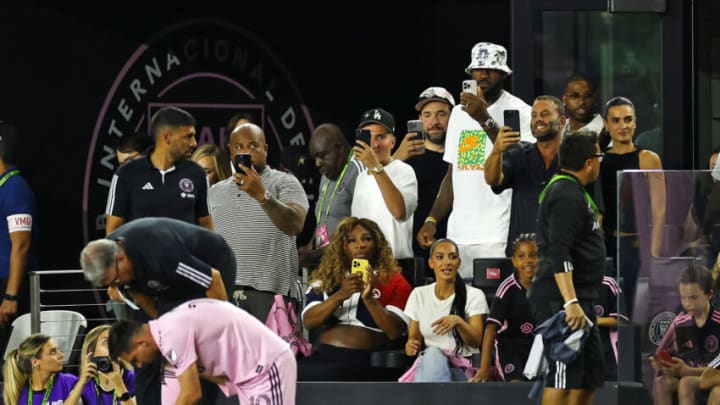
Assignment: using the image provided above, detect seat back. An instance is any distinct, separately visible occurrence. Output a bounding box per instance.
[3,310,88,366]
[472,258,514,302]
[397,257,426,287]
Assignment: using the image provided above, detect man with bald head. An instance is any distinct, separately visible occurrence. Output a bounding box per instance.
[208,123,309,323]
[299,124,363,266]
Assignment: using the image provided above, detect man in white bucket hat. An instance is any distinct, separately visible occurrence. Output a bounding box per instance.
[417,42,533,278]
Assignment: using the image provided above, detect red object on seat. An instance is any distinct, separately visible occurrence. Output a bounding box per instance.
[486,268,501,280]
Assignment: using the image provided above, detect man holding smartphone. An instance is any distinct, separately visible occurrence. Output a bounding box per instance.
[351,108,418,260]
[416,42,532,278]
[208,123,308,323]
[484,96,566,257]
[392,87,455,257]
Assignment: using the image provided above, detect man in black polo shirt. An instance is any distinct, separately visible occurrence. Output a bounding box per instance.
[528,131,606,405]
[81,218,232,315]
[485,95,564,257]
[105,106,212,234]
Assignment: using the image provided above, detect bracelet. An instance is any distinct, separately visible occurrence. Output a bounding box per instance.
[563,298,578,308]
[3,293,17,301]
[424,216,438,224]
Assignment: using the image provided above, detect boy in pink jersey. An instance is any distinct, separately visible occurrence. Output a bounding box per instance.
[109,298,296,405]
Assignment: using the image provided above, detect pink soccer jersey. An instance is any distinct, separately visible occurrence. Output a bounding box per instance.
[149,299,293,398]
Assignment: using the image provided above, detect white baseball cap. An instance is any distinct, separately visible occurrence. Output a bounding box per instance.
[415,87,456,111]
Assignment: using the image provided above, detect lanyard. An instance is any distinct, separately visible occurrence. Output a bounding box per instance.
[94,378,118,405]
[28,374,55,405]
[538,174,599,219]
[0,169,19,187]
[316,151,353,225]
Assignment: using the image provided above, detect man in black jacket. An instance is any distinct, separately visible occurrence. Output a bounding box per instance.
[528,131,606,405]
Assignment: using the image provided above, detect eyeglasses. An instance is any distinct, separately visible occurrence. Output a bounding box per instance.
[103,255,121,287]
[565,93,595,101]
[590,153,605,162]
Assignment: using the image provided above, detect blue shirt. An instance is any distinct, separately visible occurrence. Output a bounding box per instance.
[0,166,36,279]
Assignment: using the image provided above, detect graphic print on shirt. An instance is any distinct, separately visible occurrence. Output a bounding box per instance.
[457,129,487,170]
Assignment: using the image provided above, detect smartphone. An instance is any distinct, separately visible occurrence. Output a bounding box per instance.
[351,258,369,282]
[90,356,113,373]
[406,120,425,140]
[355,128,372,146]
[234,154,252,175]
[657,349,673,363]
[462,79,477,94]
[503,109,521,133]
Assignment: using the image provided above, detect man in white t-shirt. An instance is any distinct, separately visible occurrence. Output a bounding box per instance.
[109,299,296,405]
[351,108,418,259]
[417,42,533,278]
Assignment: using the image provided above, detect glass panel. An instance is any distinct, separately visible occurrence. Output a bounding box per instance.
[535,11,663,159]
[618,170,718,397]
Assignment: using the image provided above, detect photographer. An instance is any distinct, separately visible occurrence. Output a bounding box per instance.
[80,325,136,405]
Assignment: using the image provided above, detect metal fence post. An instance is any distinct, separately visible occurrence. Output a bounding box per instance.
[30,271,41,333]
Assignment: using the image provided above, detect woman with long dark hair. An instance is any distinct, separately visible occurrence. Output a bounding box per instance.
[400,239,487,382]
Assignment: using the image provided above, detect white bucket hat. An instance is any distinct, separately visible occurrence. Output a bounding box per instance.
[465,42,513,75]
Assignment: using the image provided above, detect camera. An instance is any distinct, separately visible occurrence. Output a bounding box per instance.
[90,356,113,373]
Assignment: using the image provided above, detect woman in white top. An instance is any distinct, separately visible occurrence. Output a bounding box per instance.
[400,239,488,382]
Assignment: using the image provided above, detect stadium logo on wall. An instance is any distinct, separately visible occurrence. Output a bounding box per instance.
[648,311,676,346]
[82,19,314,242]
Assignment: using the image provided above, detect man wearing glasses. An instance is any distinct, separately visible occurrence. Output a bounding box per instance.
[528,131,607,405]
[484,95,566,257]
[561,74,604,137]
[80,217,232,317]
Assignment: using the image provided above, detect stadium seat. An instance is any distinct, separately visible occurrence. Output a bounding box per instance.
[397,257,427,287]
[471,257,514,303]
[2,310,87,367]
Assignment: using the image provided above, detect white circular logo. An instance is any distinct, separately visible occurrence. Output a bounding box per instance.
[179,178,194,193]
[649,311,676,346]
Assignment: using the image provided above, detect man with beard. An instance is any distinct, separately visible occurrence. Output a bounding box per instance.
[416,42,532,278]
[485,96,565,257]
[393,87,455,256]
[561,74,604,137]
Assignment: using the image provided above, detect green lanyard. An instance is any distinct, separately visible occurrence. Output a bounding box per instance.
[0,169,19,187]
[28,373,55,405]
[538,174,599,219]
[93,378,118,405]
[316,151,353,225]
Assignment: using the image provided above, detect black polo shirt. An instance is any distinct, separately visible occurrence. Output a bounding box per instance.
[492,142,558,256]
[108,217,234,314]
[105,148,209,223]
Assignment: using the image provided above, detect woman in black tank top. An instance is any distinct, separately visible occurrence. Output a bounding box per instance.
[599,97,664,315]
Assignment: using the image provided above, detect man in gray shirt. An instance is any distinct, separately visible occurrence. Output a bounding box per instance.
[209,123,308,321]
[299,124,363,267]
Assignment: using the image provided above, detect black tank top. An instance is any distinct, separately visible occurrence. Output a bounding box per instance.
[600,148,642,235]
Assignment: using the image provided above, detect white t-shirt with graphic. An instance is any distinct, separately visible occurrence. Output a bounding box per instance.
[443,90,532,245]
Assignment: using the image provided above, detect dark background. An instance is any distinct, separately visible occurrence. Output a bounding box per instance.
[0,0,511,269]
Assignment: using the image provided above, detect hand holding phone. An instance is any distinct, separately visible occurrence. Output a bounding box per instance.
[351,258,369,283]
[657,349,674,363]
[234,154,252,175]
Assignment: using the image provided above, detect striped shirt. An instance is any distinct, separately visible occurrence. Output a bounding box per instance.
[209,167,309,299]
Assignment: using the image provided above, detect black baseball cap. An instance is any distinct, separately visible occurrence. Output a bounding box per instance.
[358,108,395,134]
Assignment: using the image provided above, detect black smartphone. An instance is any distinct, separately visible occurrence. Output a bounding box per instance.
[355,128,372,146]
[90,356,113,373]
[503,109,521,133]
[406,120,425,140]
[234,154,252,175]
